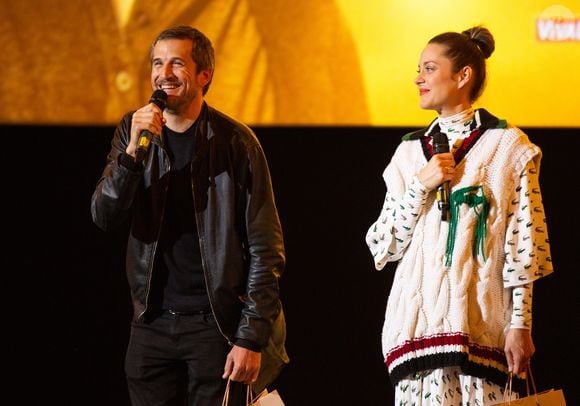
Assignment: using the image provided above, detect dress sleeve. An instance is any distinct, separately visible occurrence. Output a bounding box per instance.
[510,283,533,329]
[503,159,554,287]
[366,175,429,270]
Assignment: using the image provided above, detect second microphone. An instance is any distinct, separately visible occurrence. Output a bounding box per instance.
[432,132,451,222]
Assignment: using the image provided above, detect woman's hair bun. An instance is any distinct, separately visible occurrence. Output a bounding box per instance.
[462,26,495,59]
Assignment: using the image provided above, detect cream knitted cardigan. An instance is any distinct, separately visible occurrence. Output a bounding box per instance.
[367,110,553,386]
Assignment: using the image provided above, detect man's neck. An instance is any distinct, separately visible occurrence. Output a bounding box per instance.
[164,99,204,133]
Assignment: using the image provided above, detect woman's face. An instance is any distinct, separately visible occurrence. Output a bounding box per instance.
[414,42,468,116]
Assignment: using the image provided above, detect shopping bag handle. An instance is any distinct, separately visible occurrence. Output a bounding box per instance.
[221,378,259,406]
[526,367,539,406]
[502,365,540,405]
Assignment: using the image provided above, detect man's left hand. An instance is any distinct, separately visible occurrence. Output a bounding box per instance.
[222,345,261,384]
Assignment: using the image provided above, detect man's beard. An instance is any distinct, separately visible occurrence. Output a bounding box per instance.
[165,91,197,115]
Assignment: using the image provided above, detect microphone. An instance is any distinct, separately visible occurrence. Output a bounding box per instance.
[432,132,451,221]
[135,89,168,162]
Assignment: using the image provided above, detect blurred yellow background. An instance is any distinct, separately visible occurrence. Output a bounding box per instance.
[0,0,578,127]
[336,0,580,127]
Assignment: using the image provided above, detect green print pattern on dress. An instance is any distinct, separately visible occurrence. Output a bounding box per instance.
[395,368,505,405]
[368,183,426,263]
[502,163,552,286]
[445,120,473,134]
[510,283,533,328]
[446,119,474,154]
[445,185,489,267]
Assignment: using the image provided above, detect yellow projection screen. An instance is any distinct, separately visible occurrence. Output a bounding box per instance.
[0,0,578,127]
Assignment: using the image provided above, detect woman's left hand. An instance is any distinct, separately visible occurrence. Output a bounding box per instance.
[504,328,535,375]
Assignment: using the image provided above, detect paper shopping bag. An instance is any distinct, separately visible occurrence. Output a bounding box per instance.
[222,379,285,406]
[491,388,566,405]
[491,367,567,406]
[251,388,285,406]
[534,389,566,405]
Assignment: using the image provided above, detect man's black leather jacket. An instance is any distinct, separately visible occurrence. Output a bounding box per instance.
[91,103,288,390]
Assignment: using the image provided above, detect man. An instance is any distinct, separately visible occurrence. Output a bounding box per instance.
[91,25,288,405]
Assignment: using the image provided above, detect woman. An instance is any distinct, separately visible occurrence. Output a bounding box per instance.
[366,26,553,405]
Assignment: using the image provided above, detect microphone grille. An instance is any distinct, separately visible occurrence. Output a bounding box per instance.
[432,132,450,154]
[149,89,168,110]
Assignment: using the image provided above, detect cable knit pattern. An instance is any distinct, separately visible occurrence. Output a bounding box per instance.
[366,109,553,388]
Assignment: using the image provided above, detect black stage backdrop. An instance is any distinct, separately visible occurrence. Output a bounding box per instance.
[2,125,577,405]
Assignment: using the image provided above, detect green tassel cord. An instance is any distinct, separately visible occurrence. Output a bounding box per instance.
[445,186,489,267]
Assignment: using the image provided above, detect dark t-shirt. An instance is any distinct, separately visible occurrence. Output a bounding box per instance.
[155,123,210,313]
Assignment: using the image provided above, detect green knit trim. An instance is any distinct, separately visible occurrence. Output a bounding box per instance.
[445,186,489,267]
[496,119,507,129]
[402,131,417,141]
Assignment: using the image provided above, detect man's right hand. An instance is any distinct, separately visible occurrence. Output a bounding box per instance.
[126,103,165,158]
